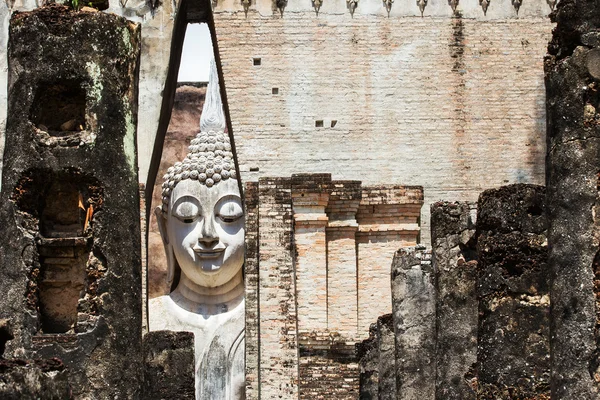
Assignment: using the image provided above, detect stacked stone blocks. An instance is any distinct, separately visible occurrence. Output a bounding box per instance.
[359,184,550,400]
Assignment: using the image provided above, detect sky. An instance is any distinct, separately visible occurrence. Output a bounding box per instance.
[177,23,214,82]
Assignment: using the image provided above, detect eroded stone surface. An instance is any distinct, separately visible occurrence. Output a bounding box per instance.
[475,184,550,399]
[431,201,477,400]
[0,5,142,398]
[391,247,435,400]
[143,331,195,400]
[545,0,600,397]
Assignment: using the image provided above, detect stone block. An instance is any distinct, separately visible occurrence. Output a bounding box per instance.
[391,247,435,400]
[143,331,195,400]
[431,201,477,400]
[475,184,550,399]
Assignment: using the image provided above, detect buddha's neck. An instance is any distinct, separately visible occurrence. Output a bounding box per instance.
[171,270,244,314]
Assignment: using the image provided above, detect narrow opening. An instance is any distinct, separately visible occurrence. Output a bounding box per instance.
[41,181,86,238]
[30,80,86,135]
[316,120,324,128]
[148,22,217,297]
[331,120,337,128]
[38,239,89,333]
[250,167,260,172]
[178,23,213,83]
[0,321,13,357]
[12,170,104,335]
[253,58,261,66]
[272,88,279,95]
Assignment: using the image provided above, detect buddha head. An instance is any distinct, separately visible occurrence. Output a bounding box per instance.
[155,59,244,291]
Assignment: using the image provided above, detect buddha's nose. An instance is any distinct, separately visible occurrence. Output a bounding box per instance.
[198,216,218,248]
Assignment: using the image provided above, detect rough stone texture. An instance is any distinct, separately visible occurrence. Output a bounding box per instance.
[0,358,71,399]
[357,324,379,400]
[376,314,395,400]
[475,184,550,399]
[391,247,435,400]
[0,0,176,187]
[143,331,195,400]
[213,1,552,246]
[545,0,600,397]
[0,6,142,398]
[431,201,477,400]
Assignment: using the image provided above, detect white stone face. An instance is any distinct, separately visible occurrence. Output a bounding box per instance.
[167,178,244,288]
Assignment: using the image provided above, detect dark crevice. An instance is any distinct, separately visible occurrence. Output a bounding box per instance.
[0,320,13,358]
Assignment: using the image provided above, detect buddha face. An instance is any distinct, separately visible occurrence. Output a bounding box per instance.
[166,178,244,288]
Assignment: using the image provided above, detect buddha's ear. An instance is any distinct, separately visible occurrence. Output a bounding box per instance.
[154,206,175,287]
[154,206,168,246]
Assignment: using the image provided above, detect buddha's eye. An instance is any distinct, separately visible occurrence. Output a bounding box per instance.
[173,201,200,223]
[216,199,243,223]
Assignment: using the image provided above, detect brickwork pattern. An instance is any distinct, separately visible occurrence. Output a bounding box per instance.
[298,333,359,400]
[292,174,331,335]
[244,181,260,400]
[257,177,298,399]
[356,187,422,336]
[214,10,552,245]
[254,174,421,399]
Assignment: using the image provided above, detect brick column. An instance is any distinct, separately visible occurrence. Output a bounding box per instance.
[257,177,298,399]
[244,182,260,400]
[325,180,361,338]
[292,174,331,335]
[356,186,423,336]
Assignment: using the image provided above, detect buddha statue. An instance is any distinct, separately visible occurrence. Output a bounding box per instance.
[149,59,245,400]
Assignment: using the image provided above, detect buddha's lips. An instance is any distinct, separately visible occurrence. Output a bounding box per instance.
[194,248,225,258]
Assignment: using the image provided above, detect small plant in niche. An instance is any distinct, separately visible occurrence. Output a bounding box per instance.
[63,0,109,11]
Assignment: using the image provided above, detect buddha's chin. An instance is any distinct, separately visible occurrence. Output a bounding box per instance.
[180,261,243,289]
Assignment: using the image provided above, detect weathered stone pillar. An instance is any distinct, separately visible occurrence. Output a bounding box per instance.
[391,247,435,400]
[257,177,298,399]
[545,0,600,397]
[430,202,477,400]
[292,174,331,335]
[0,358,71,399]
[0,6,142,398]
[357,324,379,400]
[326,180,361,338]
[475,185,550,399]
[377,314,396,400]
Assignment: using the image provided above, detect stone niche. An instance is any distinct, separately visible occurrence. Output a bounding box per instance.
[12,169,104,335]
[0,6,142,399]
